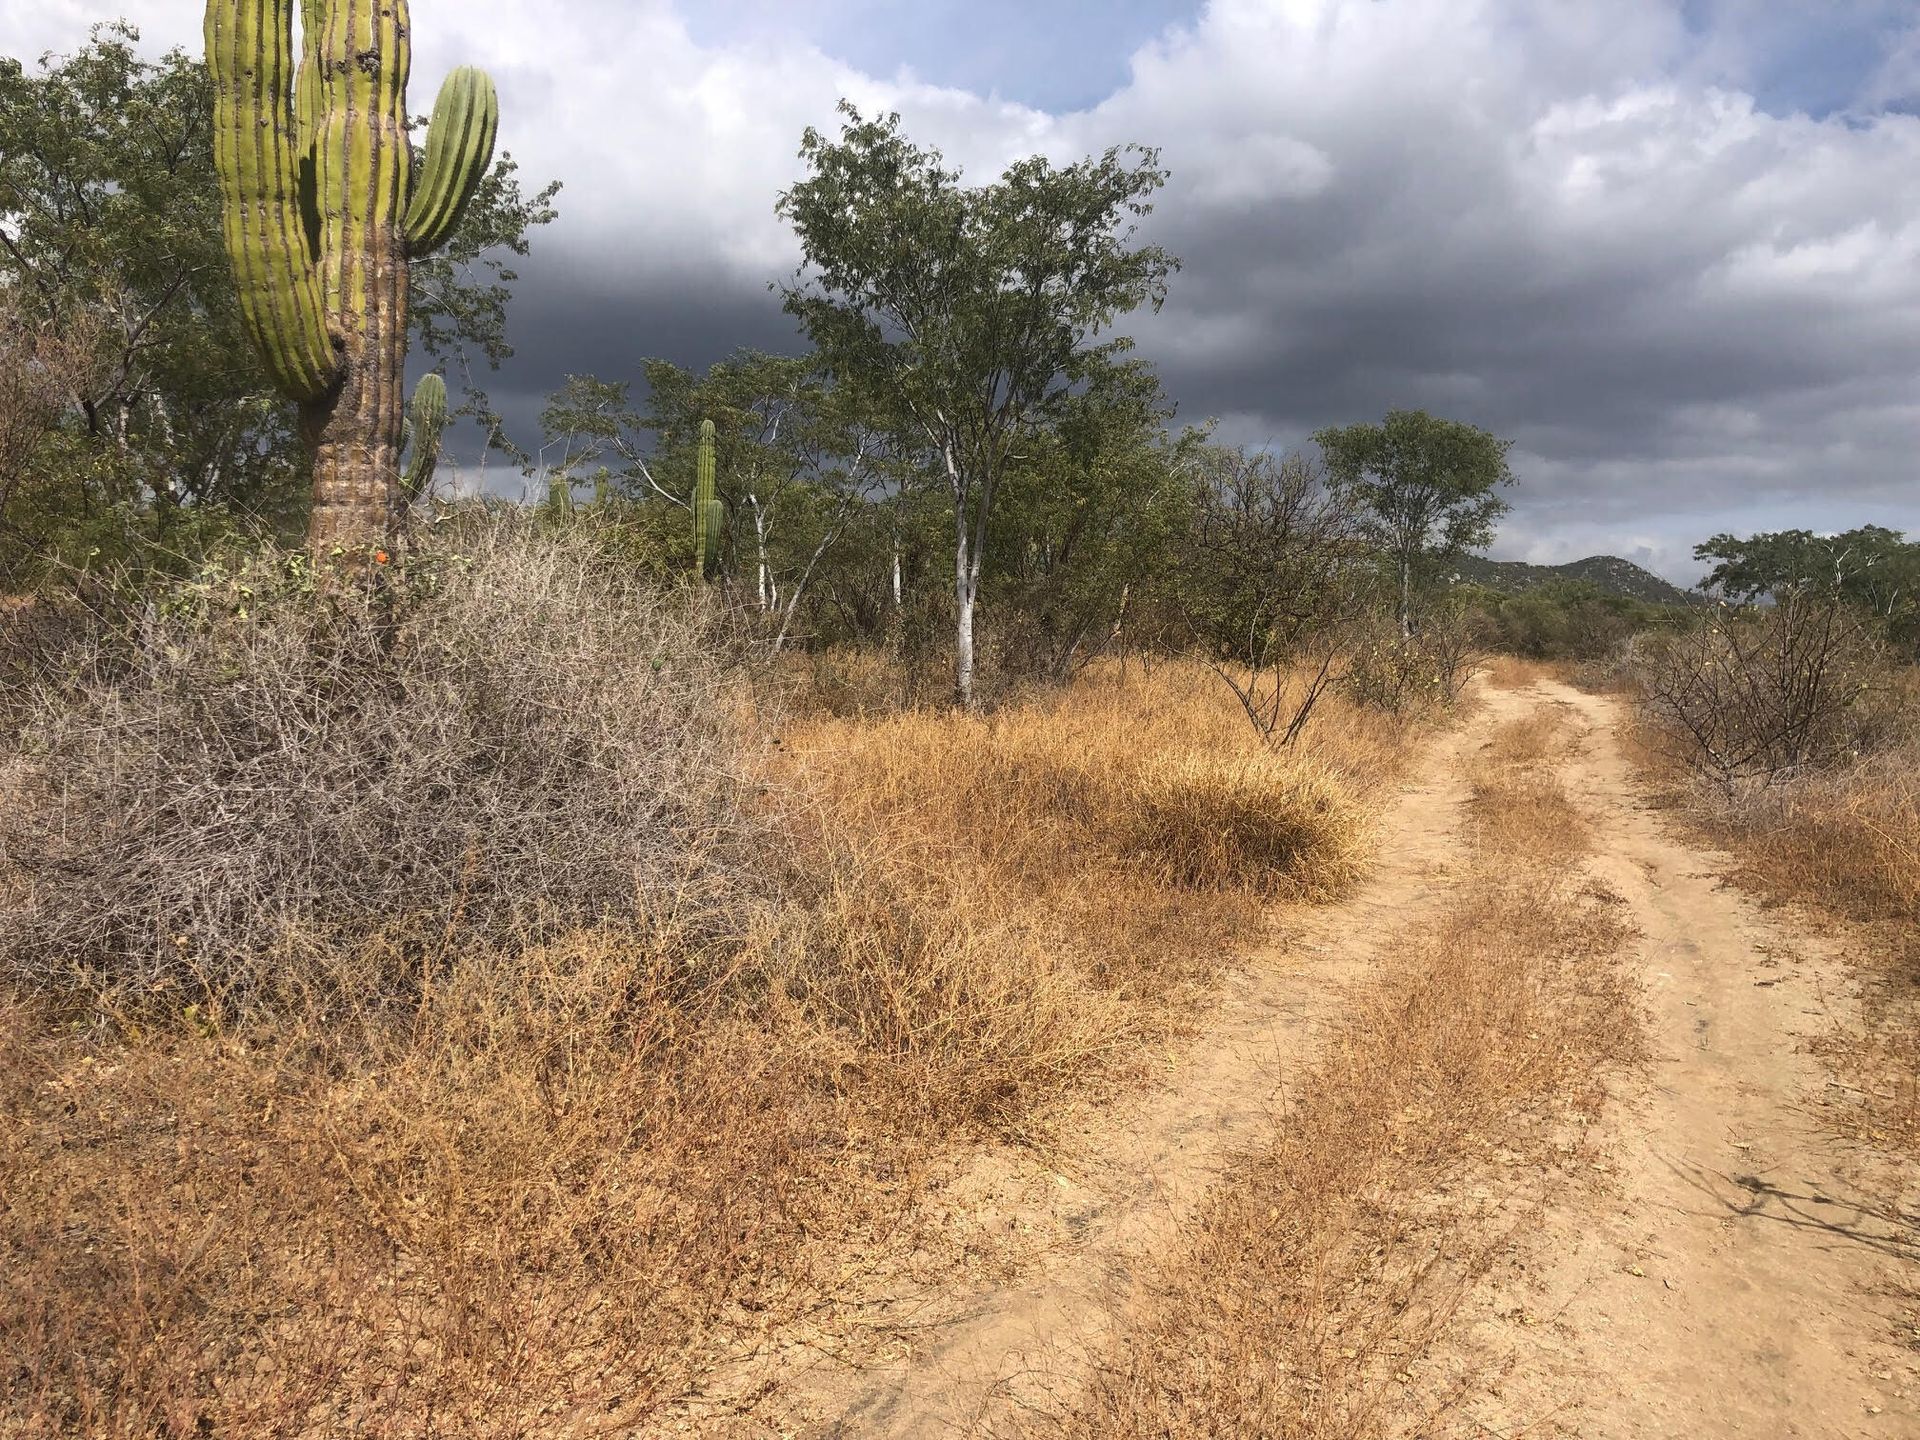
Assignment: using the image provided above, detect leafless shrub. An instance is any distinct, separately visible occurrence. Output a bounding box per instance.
[1632,593,1888,790]
[1341,606,1479,715]
[1181,447,1375,746]
[0,514,757,1010]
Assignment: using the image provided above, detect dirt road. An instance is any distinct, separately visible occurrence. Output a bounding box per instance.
[756,677,1919,1437]
[1455,677,1920,1438]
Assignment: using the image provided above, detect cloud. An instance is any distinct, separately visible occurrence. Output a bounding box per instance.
[7,0,1919,583]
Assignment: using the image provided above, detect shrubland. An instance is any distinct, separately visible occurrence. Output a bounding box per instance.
[0,514,1423,1435]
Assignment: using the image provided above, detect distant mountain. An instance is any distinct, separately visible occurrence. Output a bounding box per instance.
[1448,554,1698,608]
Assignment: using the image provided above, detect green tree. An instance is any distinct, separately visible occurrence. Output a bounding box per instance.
[1313,408,1514,637]
[0,23,555,576]
[985,362,1187,681]
[1176,446,1374,744]
[540,352,884,644]
[776,102,1178,707]
[1695,525,1919,636]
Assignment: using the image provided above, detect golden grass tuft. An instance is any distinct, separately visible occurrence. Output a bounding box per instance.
[1480,654,1564,691]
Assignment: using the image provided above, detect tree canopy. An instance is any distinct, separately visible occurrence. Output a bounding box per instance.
[775,101,1178,705]
[1314,408,1514,636]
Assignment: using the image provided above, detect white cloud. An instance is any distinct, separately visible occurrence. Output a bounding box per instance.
[7,0,1920,582]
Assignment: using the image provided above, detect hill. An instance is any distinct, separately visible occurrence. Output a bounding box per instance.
[1449,553,1697,607]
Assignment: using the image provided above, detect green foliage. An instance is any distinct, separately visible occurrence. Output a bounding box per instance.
[1695,525,1920,651]
[0,25,306,573]
[776,101,1178,705]
[1464,579,1681,660]
[1314,409,1514,637]
[541,352,886,627]
[985,363,1186,679]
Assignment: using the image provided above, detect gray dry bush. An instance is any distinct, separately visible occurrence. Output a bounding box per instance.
[1632,594,1892,790]
[0,516,756,1011]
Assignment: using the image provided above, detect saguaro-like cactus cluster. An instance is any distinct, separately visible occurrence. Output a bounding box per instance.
[401,373,448,501]
[693,418,723,580]
[205,0,498,550]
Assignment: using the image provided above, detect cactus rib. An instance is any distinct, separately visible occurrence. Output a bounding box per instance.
[205,0,338,400]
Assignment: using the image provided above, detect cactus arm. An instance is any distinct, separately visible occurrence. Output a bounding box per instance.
[404,68,500,258]
[693,418,719,579]
[402,373,447,500]
[204,0,338,401]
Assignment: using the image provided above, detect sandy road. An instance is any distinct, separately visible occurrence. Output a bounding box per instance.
[1457,677,1920,1439]
[770,696,1493,1436]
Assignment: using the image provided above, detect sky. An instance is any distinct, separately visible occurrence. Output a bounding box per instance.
[10,0,1920,584]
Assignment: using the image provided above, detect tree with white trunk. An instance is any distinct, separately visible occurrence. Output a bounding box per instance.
[776,102,1177,708]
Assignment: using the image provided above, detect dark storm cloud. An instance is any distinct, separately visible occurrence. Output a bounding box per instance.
[10,0,1920,580]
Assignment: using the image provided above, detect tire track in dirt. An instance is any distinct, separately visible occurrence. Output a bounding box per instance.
[1454,678,1920,1438]
[764,702,1501,1438]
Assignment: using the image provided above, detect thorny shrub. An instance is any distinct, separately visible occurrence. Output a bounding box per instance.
[1631,593,1891,790]
[0,516,755,1011]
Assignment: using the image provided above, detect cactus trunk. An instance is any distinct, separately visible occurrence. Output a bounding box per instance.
[207,0,498,554]
[299,0,411,549]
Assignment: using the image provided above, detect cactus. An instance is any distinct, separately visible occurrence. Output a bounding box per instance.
[401,373,448,500]
[692,418,723,580]
[205,0,499,551]
[548,474,575,520]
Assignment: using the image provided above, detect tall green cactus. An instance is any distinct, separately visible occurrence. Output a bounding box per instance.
[401,373,448,501]
[205,0,498,551]
[692,418,723,580]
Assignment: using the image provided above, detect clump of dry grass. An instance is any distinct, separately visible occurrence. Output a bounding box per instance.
[1468,706,1592,862]
[1707,742,1920,936]
[1053,704,1639,1439]
[1480,654,1562,691]
[0,531,1415,1438]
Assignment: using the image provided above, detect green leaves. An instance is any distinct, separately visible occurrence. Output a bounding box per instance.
[776,103,1177,460]
[1313,409,1515,634]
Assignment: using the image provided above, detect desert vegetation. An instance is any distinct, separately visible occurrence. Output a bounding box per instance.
[1618,530,1920,1155]
[3,8,1916,1437]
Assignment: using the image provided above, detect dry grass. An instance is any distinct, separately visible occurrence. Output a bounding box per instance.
[762,661,1409,1132]
[1050,702,1639,1439]
[1467,705,1592,862]
[1479,654,1564,691]
[1,584,1415,1437]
